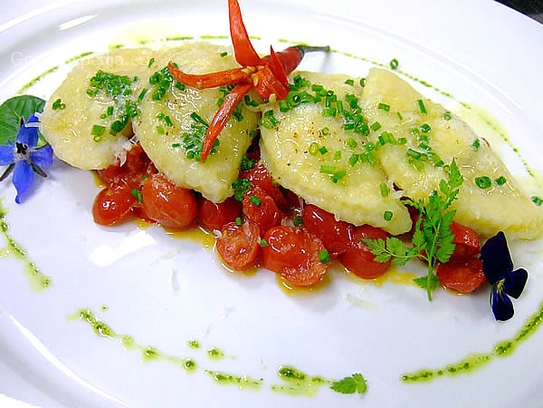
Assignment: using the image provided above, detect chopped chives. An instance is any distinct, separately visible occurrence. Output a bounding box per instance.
[420,123,431,133]
[397,137,408,145]
[531,196,543,206]
[380,182,390,198]
[318,146,329,155]
[332,169,347,183]
[91,124,105,137]
[397,111,403,120]
[309,142,320,155]
[348,154,359,167]
[259,239,269,247]
[390,58,399,70]
[320,165,336,174]
[417,99,427,114]
[156,125,165,135]
[384,210,393,221]
[378,103,390,112]
[370,121,382,131]
[443,111,452,120]
[138,88,148,101]
[235,217,243,226]
[322,107,337,117]
[250,195,262,207]
[472,139,481,151]
[148,57,155,68]
[52,98,66,110]
[131,188,143,204]
[220,51,228,57]
[318,249,331,263]
[321,127,330,136]
[190,112,209,127]
[495,176,507,186]
[475,176,492,189]
[359,78,366,87]
[347,138,358,148]
[344,79,355,86]
[334,151,342,161]
[293,215,303,227]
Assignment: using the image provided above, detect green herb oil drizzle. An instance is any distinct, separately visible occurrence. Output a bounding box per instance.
[402,299,543,382]
[68,308,354,396]
[0,198,51,291]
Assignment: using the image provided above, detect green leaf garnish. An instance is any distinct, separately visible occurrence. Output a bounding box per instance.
[0,95,45,145]
[364,160,464,300]
[330,373,367,394]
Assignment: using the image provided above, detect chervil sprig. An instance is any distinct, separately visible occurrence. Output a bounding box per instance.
[363,160,464,300]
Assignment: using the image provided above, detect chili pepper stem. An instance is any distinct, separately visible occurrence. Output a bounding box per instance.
[295,45,331,57]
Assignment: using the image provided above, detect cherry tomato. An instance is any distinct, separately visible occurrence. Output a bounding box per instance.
[216,221,260,271]
[302,204,352,257]
[92,184,137,226]
[261,226,328,287]
[199,197,241,232]
[338,225,391,279]
[242,186,282,233]
[141,174,198,230]
[97,143,155,187]
[450,222,480,260]
[240,162,289,210]
[436,258,487,293]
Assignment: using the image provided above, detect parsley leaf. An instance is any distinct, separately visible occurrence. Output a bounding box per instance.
[330,373,367,394]
[364,160,464,300]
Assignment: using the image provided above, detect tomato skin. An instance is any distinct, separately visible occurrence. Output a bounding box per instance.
[338,225,391,279]
[199,197,241,232]
[261,226,328,287]
[240,162,289,210]
[302,204,352,257]
[436,258,487,293]
[97,143,155,187]
[450,222,480,260]
[93,184,137,226]
[141,174,198,230]
[242,186,282,233]
[216,221,260,271]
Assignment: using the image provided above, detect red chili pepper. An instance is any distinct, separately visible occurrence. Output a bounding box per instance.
[167,0,329,162]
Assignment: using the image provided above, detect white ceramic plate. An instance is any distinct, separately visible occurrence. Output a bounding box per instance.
[2,1,543,407]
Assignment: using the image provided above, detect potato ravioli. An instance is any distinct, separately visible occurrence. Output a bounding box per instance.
[41,43,543,240]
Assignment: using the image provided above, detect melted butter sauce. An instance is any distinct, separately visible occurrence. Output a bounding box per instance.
[6,32,543,397]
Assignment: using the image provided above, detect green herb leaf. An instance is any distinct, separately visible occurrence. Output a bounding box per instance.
[363,159,464,301]
[330,373,367,394]
[0,95,45,145]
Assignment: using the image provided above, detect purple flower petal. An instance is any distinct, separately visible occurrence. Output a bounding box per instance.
[30,145,53,167]
[480,231,513,285]
[13,161,34,204]
[503,268,528,299]
[16,115,40,147]
[491,284,514,321]
[0,143,15,165]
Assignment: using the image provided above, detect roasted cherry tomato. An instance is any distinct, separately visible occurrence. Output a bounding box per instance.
[240,162,289,210]
[92,184,138,226]
[261,226,328,287]
[199,197,241,232]
[242,186,282,233]
[141,173,198,230]
[450,222,480,260]
[97,143,155,187]
[216,220,260,271]
[338,225,391,279]
[302,204,352,257]
[436,258,487,293]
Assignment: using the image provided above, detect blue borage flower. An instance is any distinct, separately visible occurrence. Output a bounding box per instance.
[480,231,528,321]
[0,114,53,203]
